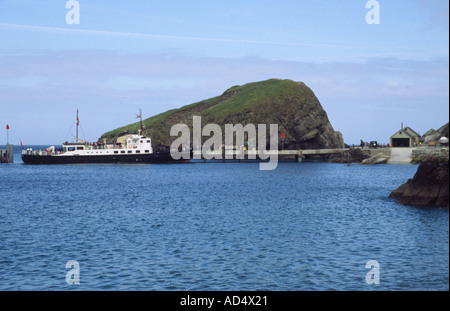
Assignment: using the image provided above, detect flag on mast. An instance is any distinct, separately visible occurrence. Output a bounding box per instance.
[6,124,9,130]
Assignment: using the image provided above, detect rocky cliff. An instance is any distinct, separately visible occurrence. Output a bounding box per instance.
[389,159,449,208]
[100,79,344,150]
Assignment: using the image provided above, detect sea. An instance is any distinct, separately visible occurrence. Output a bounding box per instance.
[0,145,448,291]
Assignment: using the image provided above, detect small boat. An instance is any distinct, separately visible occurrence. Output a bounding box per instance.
[21,110,191,165]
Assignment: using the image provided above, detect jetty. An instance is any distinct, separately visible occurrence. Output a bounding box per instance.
[0,144,14,164]
[193,146,449,163]
[1,124,14,164]
[193,148,351,162]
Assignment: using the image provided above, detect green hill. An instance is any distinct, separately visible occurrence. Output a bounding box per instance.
[99,79,343,150]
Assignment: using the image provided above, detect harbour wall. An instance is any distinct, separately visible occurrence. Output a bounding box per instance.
[411,146,449,163]
[0,144,14,164]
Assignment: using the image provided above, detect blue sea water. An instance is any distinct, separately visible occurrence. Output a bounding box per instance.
[0,146,448,291]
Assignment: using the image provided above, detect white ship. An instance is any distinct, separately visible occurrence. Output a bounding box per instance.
[22,110,191,165]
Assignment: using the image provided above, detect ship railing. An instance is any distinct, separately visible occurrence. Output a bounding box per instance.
[91,144,120,150]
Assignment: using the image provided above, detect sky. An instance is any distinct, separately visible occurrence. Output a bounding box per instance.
[0,0,448,145]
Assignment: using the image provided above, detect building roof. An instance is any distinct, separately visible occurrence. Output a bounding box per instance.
[403,127,420,137]
[390,127,420,139]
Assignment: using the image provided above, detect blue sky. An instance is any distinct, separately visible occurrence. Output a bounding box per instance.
[0,0,448,145]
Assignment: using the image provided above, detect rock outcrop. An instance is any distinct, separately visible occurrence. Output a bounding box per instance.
[421,122,449,144]
[100,79,344,150]
[389,159,449,208]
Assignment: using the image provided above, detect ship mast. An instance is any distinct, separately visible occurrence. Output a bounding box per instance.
[76,109,79,142]
[138,108,143,135]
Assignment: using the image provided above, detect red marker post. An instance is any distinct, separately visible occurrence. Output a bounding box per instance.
[281,133,285,151]
[6,124,10,145]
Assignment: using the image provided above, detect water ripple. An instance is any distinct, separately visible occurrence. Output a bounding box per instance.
[0,162,448,290]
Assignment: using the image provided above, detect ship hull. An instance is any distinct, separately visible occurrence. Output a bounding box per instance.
[22,151,191,165]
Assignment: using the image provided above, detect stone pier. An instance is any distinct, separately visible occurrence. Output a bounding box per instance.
[0,144,14,163]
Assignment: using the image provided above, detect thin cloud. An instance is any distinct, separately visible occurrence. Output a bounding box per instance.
[0,22,384,51]
[1,22,446,63]
[0,22,304,46]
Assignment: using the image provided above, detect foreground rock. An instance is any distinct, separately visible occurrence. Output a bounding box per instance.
[390,159,449,208]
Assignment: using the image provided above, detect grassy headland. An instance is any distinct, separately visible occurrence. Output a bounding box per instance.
[99,79,343,150]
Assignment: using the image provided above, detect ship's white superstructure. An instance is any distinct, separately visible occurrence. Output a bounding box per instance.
[25,134,153,157]
[21,109,190,164]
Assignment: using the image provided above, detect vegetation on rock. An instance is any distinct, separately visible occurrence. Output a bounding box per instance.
[100,79,343,150]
